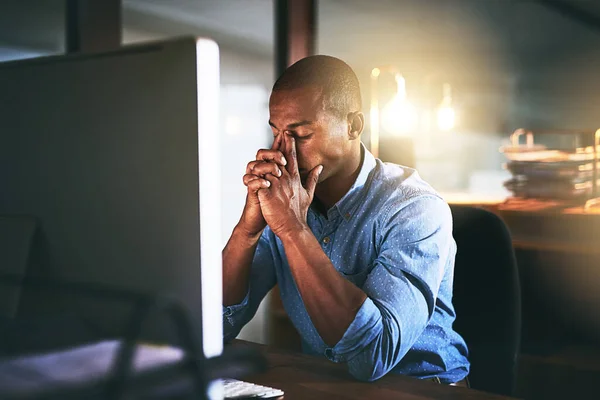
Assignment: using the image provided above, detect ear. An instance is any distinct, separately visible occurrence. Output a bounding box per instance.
[347,111,364,140]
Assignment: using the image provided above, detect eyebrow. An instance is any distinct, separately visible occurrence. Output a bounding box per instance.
[268,120,313,130]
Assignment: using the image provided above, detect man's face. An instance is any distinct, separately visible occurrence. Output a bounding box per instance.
[268,86,352,183]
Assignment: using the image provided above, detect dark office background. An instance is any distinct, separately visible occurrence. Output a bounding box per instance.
[2,1,600,399]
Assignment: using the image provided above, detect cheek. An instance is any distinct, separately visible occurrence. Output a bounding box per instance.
[298,140,344,171]
[321,135,348,160]
[295,125,348,167]
[295,141,316,165]
[322,123,349,157]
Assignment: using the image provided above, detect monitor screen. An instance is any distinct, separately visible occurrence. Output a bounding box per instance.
[0,37,222,359]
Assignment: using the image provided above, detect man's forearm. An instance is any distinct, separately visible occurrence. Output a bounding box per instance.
[222,224,263,306]
[279,225,368,347]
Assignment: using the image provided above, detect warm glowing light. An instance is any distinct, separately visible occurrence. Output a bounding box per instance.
[382,97,418,134]
[437,107,455,131]
[380,74,418,134]
[437,83,456,131]
[370,105,380,138]
[371,68,380,77]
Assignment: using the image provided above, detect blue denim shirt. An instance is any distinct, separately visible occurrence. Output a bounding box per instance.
[223,145,470,383]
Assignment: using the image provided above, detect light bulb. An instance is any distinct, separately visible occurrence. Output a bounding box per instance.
[381,96,418,134]
[437,107,455,131]
[380,74,418,135]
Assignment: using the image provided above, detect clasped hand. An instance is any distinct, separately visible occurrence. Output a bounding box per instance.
[241,133,322,239]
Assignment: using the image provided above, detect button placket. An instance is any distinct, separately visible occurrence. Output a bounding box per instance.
[320,225,333,256]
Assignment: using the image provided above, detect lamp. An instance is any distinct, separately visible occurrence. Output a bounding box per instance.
[370,68,458,158]
[381,74,418,135]
[370,67,419,158]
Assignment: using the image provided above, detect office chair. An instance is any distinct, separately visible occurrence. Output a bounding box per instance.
[450,205,521,396]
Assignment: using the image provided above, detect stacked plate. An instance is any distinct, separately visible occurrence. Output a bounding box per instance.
[500,129,599,202]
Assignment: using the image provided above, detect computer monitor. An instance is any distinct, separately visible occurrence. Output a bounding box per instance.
[0,37,222,359]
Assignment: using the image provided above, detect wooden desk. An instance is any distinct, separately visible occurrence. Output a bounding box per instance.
[443,197,600,255]
[230,340,517,400]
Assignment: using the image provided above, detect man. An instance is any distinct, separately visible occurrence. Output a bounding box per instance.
[222,55,469,384]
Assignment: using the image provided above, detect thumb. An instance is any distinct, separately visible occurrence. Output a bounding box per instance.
[305,164,323,199]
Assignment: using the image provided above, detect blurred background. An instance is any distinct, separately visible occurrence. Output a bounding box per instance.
[5,1,600,202]
[2,1,600,399]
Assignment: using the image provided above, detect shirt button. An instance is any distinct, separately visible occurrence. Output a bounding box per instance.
[325,348,334,359]
[344,212,351,219]
[322,236,331,244]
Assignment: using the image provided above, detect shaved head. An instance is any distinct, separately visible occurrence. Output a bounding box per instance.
[272,55,362,120]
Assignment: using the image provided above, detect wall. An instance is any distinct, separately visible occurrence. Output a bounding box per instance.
[317,0,600,196]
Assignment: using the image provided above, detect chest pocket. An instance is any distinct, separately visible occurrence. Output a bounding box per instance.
[331,230,377,287]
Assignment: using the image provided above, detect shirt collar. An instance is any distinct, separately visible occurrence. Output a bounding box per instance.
[332,143,377,221]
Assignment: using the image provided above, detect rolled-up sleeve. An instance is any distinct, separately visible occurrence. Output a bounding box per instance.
[223,229,277,342]
[326,195,453,381]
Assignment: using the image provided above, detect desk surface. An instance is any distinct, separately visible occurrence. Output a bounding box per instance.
[444,199,600,255]
[231,340,517,400]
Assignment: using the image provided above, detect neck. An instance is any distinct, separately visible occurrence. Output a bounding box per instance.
[314,144,364,210]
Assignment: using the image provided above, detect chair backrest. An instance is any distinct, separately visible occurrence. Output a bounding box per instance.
[450,205,521,396]
[0,215,36,318]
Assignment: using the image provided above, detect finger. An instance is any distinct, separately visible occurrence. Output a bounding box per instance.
[304,165,323,199]
[252,162,282,178]
[256,149,287,166]
[247,178,271,193]
[280,131,287,156]
[271,133,283,150]
[263,173,279,187]
[246,160,262,175]
[243,173,262,186]
[284,134,299,175]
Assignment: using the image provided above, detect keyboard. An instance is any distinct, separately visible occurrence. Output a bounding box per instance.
[223,378,284,399]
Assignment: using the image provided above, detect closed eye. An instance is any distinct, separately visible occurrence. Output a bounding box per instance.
[287,131,313,140]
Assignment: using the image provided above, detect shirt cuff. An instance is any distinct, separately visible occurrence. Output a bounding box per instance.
[222,291,250,326]
[325,297,383,363]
